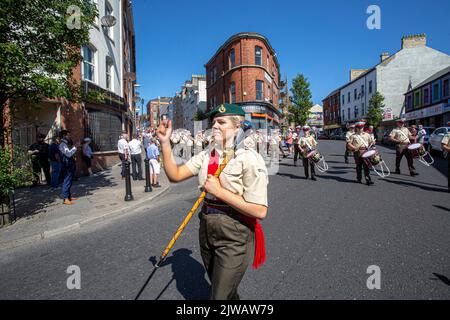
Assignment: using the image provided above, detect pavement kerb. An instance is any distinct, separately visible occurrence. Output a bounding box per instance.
[78,185,170,227]
[0,185,170,250]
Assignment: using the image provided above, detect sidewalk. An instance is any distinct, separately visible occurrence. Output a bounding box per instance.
[0,161,170,250]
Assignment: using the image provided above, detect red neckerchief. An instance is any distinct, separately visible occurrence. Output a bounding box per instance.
[206,148,266,269]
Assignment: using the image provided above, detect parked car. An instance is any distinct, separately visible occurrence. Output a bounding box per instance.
[329,128,344,140]
[318,132,330,140]
[428,126,450,158]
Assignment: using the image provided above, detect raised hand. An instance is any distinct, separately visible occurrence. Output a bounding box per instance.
[156,119,173,145]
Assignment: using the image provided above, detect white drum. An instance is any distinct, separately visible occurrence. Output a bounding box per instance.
[360,148,390,178]
[408,143,434,166]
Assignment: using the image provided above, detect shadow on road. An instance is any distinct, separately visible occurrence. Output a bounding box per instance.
[154,249,209,300]
[388,175,447,188]
[315,174,359,184]
[430,273,450,286]
[276,172,304,180]
[278,163,303,168]
[381,178,448,193]
[432,205,450,212]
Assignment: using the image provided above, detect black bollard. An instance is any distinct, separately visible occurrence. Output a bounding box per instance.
[144,158,153,193]
[124,160,134,201]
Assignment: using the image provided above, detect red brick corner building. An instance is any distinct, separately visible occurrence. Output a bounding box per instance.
[205,32,282,129]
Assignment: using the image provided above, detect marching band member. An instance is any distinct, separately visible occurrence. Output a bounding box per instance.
[344,125,355,164]
[299,125,317,180]
[441,121,450,193]
[156,103,268,300]
[347,121,375,186]
[194,130,205,155]
[389,118,418,176]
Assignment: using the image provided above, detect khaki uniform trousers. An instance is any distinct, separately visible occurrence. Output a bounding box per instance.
[199,211,254,300]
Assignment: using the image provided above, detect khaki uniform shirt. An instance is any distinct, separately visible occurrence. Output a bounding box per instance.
[442,133,450,147]
[345,131,354,143]
[349,132,374,150]
[299,135,317,151]
[185,147,269,207]
[243,135,256,150]
[389,127,410,144]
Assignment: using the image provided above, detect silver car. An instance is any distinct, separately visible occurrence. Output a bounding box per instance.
[428,127,450,158]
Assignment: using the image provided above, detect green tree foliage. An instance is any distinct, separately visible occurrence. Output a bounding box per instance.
[367,91,385,127]
[0,146,33,197]
[288,74,313,126]
[0,0,97,144]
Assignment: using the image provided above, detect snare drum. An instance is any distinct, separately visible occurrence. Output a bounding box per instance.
[408,143,434,166]
[408,143,426,158]
[361,149,382,166]
[306,150,321,163]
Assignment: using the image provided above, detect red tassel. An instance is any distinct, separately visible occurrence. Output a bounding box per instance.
[252,221,266,269]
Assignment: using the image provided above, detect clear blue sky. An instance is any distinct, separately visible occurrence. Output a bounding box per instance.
[133,0,450,107]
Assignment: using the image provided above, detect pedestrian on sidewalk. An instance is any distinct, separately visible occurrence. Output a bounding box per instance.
[146,138,161,187]
[128,135,143,180]
[28,133,51,186]
[82,137,94,176]
[417,125,427,145]
[48,135,62,189]
[143,130,151,157]
[156,104,268,300]
[118,133,129,179]
[59,130,78,205]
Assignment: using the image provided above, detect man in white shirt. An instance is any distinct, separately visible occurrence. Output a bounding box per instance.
[118,133,129,179]
[128,134,143,180]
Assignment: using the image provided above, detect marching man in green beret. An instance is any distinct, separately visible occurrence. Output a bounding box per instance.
[156,103,269,300]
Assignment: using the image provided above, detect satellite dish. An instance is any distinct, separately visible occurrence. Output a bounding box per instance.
[101,15,116,27]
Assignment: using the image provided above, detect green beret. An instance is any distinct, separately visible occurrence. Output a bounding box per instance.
[208,103,246,120]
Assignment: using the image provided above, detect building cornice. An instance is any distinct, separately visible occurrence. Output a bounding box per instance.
[205,32,280,69]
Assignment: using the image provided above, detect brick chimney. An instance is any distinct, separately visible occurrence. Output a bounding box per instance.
[380,52,390,62]
[350,69,369,81]
[401,34,427,49]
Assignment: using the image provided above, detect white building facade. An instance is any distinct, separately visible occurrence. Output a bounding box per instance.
[80,0,137,151]
[179,75,207,134]
[338,34,450,127]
